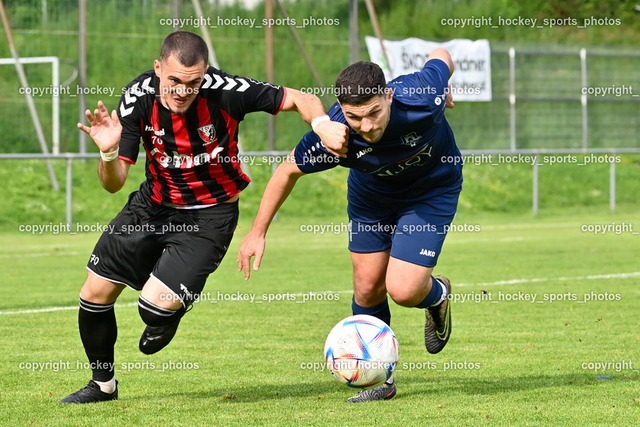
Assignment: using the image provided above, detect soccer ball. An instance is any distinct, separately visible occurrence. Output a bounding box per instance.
[324,315,399,388]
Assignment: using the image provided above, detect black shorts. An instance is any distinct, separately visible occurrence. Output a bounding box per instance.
[87,190,238,307]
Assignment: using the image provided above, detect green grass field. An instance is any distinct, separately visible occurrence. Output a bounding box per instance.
[2,1,639,424]
[1,208,639,426]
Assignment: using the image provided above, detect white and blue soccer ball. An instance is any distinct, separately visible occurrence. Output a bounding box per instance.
[324,315,399,388]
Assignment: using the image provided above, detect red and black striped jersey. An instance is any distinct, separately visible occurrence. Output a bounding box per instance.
[116,66,286,206]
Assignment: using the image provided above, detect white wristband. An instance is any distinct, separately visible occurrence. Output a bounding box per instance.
[311,115,330,132]
[100,149,119,162]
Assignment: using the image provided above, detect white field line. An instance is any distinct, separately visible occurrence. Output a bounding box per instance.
[0,302,137,315]
[0,251,86,259]
[2,272,638,315]
[453,271,640,288]
[0,242,90,252]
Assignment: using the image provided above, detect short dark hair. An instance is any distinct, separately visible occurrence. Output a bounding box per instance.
[335,61,389,105]
[160,31,208,67]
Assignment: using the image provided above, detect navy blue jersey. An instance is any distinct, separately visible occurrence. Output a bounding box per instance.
[294,59,462,204]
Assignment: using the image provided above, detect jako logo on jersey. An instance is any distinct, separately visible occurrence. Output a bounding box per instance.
[198,124,217,145]
[356,147,373,158]
[419,249,436,257]
[401,132,422,147]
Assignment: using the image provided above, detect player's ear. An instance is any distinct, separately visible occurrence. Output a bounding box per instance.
[154,59,162,77]
[385,87,393,104]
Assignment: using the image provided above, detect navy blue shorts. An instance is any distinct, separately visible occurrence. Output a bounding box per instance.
[347,189,460,267]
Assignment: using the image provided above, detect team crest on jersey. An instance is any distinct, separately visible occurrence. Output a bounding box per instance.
[198,124,217,145]
[401,132,422,147]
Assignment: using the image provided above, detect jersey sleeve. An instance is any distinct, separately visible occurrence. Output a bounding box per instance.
[293,130,341,174]
[389,58,450,123]
[293,102,344,174]
[116,76,148,164]
[200,67,285,121]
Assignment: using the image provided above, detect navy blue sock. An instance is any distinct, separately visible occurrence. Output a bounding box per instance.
[414,276,447,309]
[352,297,391,326]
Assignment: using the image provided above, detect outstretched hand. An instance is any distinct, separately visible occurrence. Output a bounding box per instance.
[237,231,266,280]
[77,101,122,153]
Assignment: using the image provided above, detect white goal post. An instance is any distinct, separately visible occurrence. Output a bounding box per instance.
[0,56,60,154]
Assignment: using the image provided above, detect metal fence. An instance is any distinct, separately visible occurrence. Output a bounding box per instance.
[441,46,640,152]
[1,1,639,154]
[1,1,639,222]
[1,148,638,226]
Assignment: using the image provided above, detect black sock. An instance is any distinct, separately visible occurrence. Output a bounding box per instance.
[78,297,117,382]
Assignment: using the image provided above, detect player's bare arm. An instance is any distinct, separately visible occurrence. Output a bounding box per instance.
[237,150,305,280]
[281,88,349,158]
[427,47,454,77]
[77,100,131,193]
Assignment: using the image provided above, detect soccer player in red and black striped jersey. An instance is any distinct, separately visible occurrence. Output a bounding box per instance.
[59,31,348,404]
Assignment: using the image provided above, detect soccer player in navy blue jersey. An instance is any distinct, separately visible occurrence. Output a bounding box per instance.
[238,48,460,402]
[59,31,348,404]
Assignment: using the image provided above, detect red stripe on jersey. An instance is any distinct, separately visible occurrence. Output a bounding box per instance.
[220,109,250,195]
[274,86,287,115]
[147,161,165,204]
[118,155,135,165]
[170,99,212,203]
[193,97,220,203]
[147,101,165,205]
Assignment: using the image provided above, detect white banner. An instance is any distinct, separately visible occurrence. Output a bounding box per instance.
[365,37,492,101]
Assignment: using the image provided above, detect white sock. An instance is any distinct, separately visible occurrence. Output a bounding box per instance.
[386,374,394,385]
[94,376,116,394]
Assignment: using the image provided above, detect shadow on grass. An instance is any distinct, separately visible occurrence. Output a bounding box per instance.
[397,371,634,399]
[119,371,634,403]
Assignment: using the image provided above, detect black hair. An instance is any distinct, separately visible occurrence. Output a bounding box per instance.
[160,31,208,66]
[335,61,389,105]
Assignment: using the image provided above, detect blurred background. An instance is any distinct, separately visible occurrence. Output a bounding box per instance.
[0,0,638,226]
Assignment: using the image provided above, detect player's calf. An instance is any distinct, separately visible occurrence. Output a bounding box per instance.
[387,271,452,353]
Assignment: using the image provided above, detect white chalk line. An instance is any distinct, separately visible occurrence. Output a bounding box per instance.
[0,251,86,259]
[453,271,640,288]
[0,302,137,315]
[1,272,638,316]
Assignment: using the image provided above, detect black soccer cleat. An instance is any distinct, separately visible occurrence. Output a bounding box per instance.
[424,276,452,354]
[59,380,118,404]
[139,322,181,355]
[346,379,396,403]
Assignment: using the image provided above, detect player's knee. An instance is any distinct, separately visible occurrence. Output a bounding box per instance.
[138,295,186,327]
[353,281,387,306]
[387,291,414,307]
[80,273,124,304]
[386,280,421,307]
